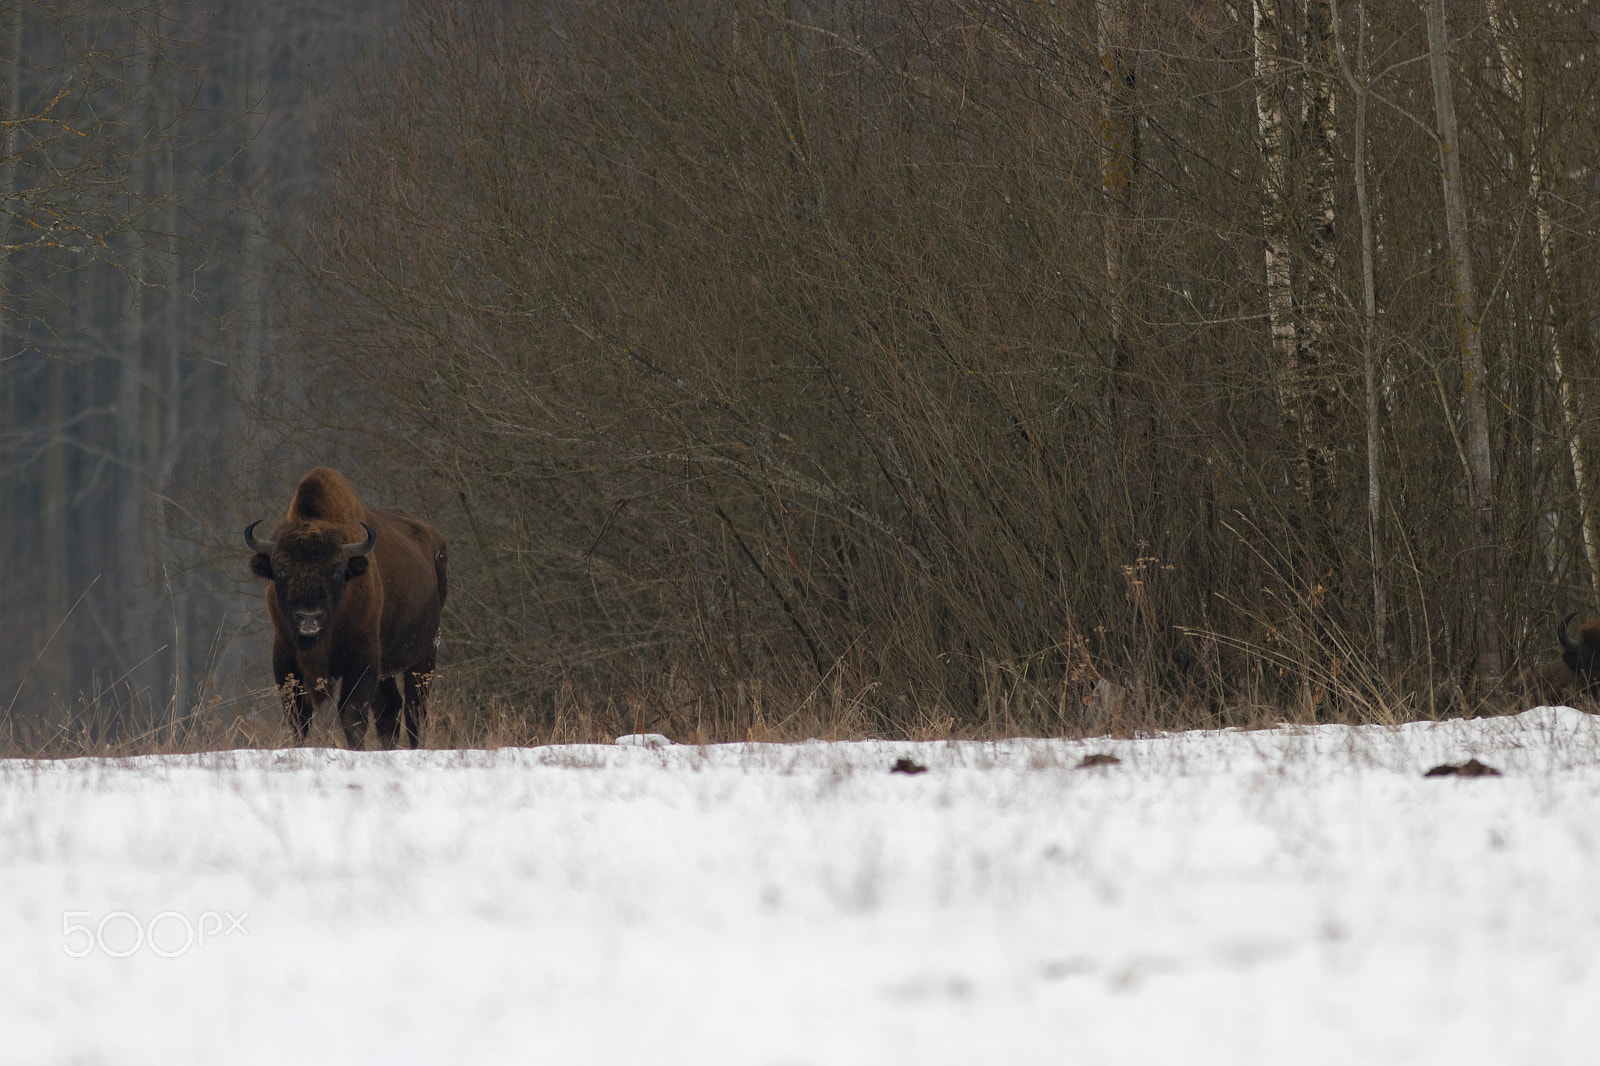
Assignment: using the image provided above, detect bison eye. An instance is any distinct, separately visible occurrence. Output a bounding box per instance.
[272,566,287,583]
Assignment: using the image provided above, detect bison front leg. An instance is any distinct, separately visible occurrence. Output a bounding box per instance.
[273,644,316,743]
[336,663,379,750]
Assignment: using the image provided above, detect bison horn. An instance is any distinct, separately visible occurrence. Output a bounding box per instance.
[342,522,377,557]
[244,520,275,554]
[1560,611,1580,655]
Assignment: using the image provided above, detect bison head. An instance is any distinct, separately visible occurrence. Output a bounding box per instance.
[1558,611,1600,697]
[246,520,377,649]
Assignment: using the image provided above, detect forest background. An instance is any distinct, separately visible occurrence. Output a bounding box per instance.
[4,0,1599,751]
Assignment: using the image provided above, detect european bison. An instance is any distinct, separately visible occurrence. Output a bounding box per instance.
[1557,610,1600,699]
[245,467,447,748]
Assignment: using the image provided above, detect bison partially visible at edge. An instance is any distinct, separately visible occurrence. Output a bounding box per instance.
[1520,610,1600,706]
[245,467,447,749]
[1556,610,1600,700]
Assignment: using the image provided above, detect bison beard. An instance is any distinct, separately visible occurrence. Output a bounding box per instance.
[245,467,448,749]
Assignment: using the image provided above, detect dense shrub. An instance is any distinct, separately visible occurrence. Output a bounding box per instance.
[288,0,1600,736]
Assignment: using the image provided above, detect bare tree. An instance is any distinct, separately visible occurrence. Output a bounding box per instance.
[1097,0,1137,374]
[1329,0,1387,668]
[1425,0,1503,686]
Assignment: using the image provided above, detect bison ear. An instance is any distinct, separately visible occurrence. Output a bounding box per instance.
[249,554,273,580]
[345,555,370,579]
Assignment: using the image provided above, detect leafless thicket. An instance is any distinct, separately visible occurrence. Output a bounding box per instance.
[272,0,1600,741]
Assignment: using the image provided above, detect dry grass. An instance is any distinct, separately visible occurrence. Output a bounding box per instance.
[4,640,1531,760]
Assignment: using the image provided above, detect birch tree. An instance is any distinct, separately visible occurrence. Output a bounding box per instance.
[1254,0,1340,585]
[1253,0,1301,474]
[1297,0,1339,522]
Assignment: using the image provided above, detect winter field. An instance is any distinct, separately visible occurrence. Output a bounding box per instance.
[4,707,1600,1064]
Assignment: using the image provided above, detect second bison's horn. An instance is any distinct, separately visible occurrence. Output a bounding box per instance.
[1559,610,1580,655]
[244,520,275,554]
[342,522,378,557]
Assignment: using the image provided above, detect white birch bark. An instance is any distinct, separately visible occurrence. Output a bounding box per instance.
[1298,0,1338,509]
[1253,0,1300,446]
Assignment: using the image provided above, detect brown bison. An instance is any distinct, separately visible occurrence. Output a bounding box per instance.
[245,467,447,749]
[1513,612,1600,705]
[1557,610,1600,699]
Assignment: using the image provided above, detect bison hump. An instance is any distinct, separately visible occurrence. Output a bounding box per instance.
[289,467,366,525]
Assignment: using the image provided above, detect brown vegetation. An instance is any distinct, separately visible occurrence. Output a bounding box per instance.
[256,0,1600,743]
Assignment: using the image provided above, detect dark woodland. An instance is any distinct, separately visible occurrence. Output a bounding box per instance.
[6,0,1600,750]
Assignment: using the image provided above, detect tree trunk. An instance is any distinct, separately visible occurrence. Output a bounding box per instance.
[1329,0,1387,668]
[114,9,179,733]
[42,352,69,699]
[1426,0,1504,687]
[0,6,19,637]
[1097,0,1137,373]
[1257,0,1340,608]
[1297,0,1339,522]
[1253,0,1300,468]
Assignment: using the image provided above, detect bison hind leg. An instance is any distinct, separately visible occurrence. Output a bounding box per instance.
[373,674,406,750]
[402,654,436,750]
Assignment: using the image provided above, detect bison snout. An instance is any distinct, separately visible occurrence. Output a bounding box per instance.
[292,608,328,638]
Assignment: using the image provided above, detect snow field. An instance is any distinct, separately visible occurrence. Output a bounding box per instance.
[3,706,1599,1064]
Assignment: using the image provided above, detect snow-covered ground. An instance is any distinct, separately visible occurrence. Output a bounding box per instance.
[4,706,1600,1064]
